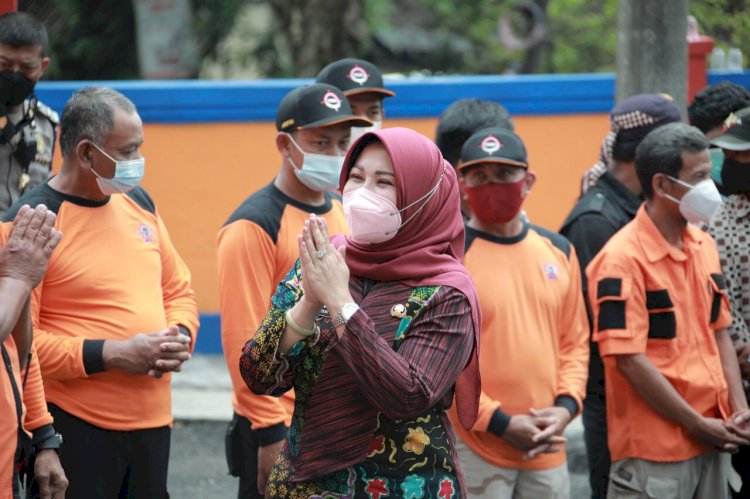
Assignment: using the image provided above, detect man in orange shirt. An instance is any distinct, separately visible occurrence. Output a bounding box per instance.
[316,58,395,142]
[4,87,199,498]
[588,123,750,498]
[0,204,66,499]
[217,83,370,498]
[449,127,589,498]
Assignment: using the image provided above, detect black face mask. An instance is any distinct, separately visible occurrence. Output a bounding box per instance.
[721,158,750,195]
[0,71,36,109]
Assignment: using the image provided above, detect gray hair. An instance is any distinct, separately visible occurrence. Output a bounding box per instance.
[59,87,137,157]
[635,123,709,199]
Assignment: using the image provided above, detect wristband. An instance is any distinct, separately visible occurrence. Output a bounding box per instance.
[285,309,317,337]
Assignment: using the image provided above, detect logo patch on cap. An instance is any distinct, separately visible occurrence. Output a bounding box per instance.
[347,65,370,86]
[725,112,742,129]
[480,135,503,155]
[321,90,342,112]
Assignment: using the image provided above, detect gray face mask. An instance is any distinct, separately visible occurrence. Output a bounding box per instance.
[91,143,145,195]
[286,134,344,192]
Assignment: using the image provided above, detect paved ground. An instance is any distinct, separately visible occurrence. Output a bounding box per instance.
[168,355,591,498]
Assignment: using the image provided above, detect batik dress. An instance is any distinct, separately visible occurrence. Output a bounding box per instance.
[241,261,475,498]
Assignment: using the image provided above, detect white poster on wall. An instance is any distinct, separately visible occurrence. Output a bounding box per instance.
[133,0,200,79]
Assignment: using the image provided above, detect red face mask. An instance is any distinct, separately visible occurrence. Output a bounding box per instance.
[463,177,526,224]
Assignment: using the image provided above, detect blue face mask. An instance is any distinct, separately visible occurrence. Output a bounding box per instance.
[286,134,344,192]
[91,143,145,195]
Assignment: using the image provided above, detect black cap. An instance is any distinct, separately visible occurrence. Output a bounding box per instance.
[315,58,395,98]
[610,93,682,142]
[275,83,372,133]
[712,107,750,151]
[458,127,528,170]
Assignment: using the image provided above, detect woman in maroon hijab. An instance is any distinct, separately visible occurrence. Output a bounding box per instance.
[241,127,481,498]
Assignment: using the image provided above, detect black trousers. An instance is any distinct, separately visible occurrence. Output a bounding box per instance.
[732,445,750,499]
[582,351,611,499]
[49,404,170,499]
[225,414,263,499]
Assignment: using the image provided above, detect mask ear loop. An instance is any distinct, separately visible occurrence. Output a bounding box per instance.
[390,167,446,232]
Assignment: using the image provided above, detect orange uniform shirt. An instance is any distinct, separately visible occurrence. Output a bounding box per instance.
[450,224,589,471]
[4,184,199,431]
[0,334,21,499]
[587,205,732,463]
[217,183,347,432]
[0,227,52,498]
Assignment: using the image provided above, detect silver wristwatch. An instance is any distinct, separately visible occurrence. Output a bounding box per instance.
[331,302,359,329]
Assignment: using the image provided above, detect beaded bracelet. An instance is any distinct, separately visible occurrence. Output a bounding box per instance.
[285,309,317,337]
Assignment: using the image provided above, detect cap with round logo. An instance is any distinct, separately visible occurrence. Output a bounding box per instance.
[275,83,373,133]
[458,127,528,170]
[316,58,395,98]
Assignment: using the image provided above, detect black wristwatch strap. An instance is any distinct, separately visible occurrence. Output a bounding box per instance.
[32,424,63,451]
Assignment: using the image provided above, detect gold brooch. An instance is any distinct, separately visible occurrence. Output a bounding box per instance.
[391,304,406,318]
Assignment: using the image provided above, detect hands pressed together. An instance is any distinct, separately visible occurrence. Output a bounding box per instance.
[296,214,352,315]
[103,325,192,378]
[0,204,62,289]
[502,406,572,460]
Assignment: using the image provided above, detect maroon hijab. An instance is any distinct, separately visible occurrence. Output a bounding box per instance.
[331,127,480,430]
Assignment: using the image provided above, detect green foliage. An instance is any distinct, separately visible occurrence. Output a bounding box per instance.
[691,0,749,68]
[20,0,245,80]
[544,0,617,73]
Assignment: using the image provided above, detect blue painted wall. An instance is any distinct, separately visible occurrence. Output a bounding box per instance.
[36,71,750,125]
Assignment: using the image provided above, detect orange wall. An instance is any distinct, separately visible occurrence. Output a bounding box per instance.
[61,114,609,312]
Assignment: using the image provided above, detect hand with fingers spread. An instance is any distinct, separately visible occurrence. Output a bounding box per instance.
[102,326,191,376]
[298,214,352,312]
[0,204,63,289]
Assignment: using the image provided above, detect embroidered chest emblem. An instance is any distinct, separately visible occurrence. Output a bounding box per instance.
[138,223,156,243]
[543,262,559,281]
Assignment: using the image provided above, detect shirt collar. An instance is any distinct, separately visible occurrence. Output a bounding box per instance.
[635,204,702,263]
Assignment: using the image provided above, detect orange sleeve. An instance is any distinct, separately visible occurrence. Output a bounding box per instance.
[31,281,88,380]
[22,344,53,431]
[587,256,648,356]
[155,213,199,348]
[555,248,590,410]
[217,220,290,429]
[472,390,502,432]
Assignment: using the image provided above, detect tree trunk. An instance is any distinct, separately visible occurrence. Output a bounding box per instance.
[616,0,688,114]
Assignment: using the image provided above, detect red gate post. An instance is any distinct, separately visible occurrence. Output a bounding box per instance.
[0,0,16,14]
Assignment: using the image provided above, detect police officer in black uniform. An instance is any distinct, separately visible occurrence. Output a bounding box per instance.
[0,11,57,218]
[560,93,682,499]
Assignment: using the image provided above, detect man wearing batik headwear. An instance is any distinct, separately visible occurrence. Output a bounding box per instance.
[561,93,681,498]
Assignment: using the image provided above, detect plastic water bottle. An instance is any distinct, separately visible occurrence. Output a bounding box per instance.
[710,47,727,70]
[727,48,744,71]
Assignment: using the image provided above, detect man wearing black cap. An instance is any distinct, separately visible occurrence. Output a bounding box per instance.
[448,128,589,498]
[689,83,750,193]
[707,107,750,498]
[217,83,370,498]
[316,58,394,142]
[560,93,681,499]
